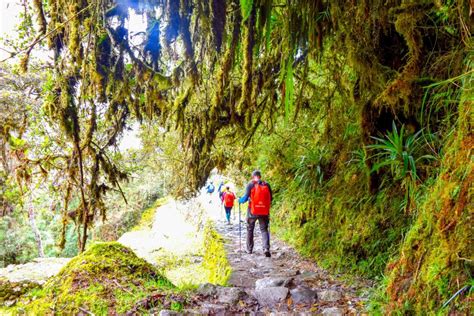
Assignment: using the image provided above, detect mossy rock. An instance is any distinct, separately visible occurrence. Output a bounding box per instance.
[13,242,175,314]
[0,279,40,306]
[0,257,71,306]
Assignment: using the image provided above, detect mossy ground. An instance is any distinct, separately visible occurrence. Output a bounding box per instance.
[202,221,232,285]
[5,242,182,315]
[153,221,231,288]
[131,197,169,231]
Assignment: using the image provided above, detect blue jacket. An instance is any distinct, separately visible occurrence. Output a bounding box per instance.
[206,184,215,193]
[217,181,224,192]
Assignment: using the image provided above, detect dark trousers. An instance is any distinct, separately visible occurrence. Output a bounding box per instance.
[247,215,270,252]
[224,206,232,222]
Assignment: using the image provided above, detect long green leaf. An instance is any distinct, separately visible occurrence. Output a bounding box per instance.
[264,0,273,52]
[402,151,409,176]
[409,155,417,179]
[371,160,394,173]
[240,0,253,22]
[284,56,294,122]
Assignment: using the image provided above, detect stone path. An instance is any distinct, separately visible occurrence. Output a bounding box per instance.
[183,212,371,315]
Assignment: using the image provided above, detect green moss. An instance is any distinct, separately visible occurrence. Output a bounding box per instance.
[379,72,473,315]
[13,242,174,314]
[202,222,232,285]
[132,197,169,231]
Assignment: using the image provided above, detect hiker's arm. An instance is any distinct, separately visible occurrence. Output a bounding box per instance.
[238,183,252,204]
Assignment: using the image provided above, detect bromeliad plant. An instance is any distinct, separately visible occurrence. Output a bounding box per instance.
[367,122,436,211]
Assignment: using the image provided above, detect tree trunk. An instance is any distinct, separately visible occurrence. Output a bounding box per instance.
[28,202,45,257]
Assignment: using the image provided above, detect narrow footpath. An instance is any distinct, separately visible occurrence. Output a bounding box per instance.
[182,194,372,315]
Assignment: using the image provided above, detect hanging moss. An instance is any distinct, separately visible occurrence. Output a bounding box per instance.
[179,0,198,82]
[237,2,256,115]
[212,0,241,114]
[374,3,429,113]
[94,31,112,101]
[210,0,227,53]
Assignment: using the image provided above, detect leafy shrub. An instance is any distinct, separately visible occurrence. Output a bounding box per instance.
[367,122,436,211]
[0,214,37,267]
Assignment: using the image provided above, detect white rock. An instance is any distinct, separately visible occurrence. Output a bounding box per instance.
[216,287,245,305]
[255,277,292,290]
[290,287,317,304]
[321,307,343,316]
[255,286,289,307]
[318,289,341,302]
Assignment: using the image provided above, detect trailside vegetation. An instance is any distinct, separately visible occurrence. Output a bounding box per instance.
[1,0,472,314]
[202,221,232,285]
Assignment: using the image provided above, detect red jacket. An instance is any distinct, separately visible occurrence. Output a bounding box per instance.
[221,191,236,207]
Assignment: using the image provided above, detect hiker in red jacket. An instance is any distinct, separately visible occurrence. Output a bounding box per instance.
[221,186,236,224]
[238,170,273,257]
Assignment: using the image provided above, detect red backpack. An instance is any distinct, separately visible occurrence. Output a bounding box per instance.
[250,182,271,215]
[224,192,235,207]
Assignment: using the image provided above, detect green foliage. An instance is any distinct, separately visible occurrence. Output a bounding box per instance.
[0,213,37,267]
[240,0,254,22]
[202,222,232,285]
[367,122,437,211]
[368,122,434,181]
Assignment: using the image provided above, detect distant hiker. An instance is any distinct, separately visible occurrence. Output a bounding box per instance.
[206,181,215,194]
[206,181,215,203]
[239,170,273,257]
[221,186,236,224]
[217,181,225,199]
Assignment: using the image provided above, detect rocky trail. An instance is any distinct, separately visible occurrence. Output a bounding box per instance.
[178,204,372,315]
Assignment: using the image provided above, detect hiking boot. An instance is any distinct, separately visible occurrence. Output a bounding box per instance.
[246,249,253,254]
[264,250,271,257]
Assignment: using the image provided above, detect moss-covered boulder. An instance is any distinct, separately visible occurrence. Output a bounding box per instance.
[12,242,175,314]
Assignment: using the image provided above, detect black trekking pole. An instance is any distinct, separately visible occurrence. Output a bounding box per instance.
[238,202,241,252]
